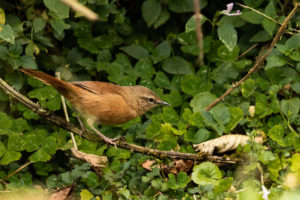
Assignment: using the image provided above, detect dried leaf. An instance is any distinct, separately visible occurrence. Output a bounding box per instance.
[141,159,193,174]
[193,134,263,155]
[49,186,72,200]
[71,148,108,175]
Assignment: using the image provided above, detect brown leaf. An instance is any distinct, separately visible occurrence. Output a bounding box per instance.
[193,134,263,155]
[49,187,73,200]
[71,148,108,175]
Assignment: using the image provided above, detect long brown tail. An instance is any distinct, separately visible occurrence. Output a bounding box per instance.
[19,68,77,100]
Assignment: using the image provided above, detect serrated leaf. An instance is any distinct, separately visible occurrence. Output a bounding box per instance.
[225,107,244,133]
[151,41,171,63]
[29,150,51,162]
[190,92,217,113]
[250,30,272,42]
[33,17,46,33]
[0,141,6,157]
[210,103,230,125]
[133,58,155,79]
[191,162,222,185]
[50,19,70,35]
[280,98,300,122]
[20,55,37,69]
[0,151,21,165]
[0,24,14,44]
[241,78,256,98]
[217,23,237,51]
[77,38,99,54]
[167,172,190,190]
[43,0,69,19]
[268,125,285,146]
[0,112,12,130]
[154,71,170,89]
[141,0,161,27]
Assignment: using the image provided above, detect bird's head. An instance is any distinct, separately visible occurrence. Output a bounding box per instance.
[124,86,170,115]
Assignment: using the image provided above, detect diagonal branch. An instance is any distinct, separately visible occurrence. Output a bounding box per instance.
[205,3,299,111]
[0,77,237,163]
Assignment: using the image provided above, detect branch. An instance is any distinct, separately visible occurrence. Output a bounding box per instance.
[0,77,237,163]
[193,0,204,66]
[205,3,299,111]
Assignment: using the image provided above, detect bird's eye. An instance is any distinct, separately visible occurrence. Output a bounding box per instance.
[148,98,155,103]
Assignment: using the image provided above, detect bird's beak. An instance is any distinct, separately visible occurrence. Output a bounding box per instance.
[158,101,170,106]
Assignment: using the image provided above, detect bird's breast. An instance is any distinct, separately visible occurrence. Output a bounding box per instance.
[71,91,138,126]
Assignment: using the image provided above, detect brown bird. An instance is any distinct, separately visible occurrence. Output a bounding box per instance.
[20,68,169,145]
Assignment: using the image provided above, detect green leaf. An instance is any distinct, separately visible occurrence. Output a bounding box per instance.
[0,141,6,157]
[210,103,230,125]
[80,189,96,200]
[151,41,171,63]
[280,98,300,122]
[29,150,51,162]
[0,24,15,44]
[0,45,9,60]
[0,112,12,130]
[217,23,237,51]
[286,34,300,50]
[225,107,244,133]
[7,134,24,151]
[161,107,179,124]
[20,55,37,69]
[240,11,263,24]
[153,8,170,29]
[185,14,207,32]
[33,17,46,33]
[211,62,238,84]
[43,0,69,19]
[167,172,191,190]
[77,38,99,54]
[190,92,217,113]
[265,55,286,69]
[241,78,256,98]
[268,125,285,146]
[262,18,276,36]
[0,151,21,165]
[184,128,210,144]
[120,45,149,60]
[180,74,203,96]
[141,0,161,27]
[250,30,272,42]
[133,58,155,79]
[23,133,40,152]
[154,71,170,89]
[163,90,182,107]
[50,19,70,35]
[191,162,222,185]
[291,82,300,94]
[162,56,193,74]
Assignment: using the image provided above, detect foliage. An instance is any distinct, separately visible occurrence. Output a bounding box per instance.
[0,0,300,199]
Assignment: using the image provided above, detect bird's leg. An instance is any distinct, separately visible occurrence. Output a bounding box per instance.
[90,126,117,147]
[73,109,86,135]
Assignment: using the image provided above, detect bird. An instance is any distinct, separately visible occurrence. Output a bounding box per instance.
[19,68,170,146]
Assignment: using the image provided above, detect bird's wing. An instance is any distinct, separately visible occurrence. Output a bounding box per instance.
[72,81,123,96]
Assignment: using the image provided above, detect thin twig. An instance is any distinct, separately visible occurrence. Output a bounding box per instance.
[237,43,259,60]
[237,3,300,33]
[193,0,204,66]
[56,72,78,151]
[205,3,299,111]
[0,77,237,163]
[1,161,33,182]
[60,0,98,21]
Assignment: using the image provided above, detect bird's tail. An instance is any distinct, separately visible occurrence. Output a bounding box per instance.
[19,68,77,100]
